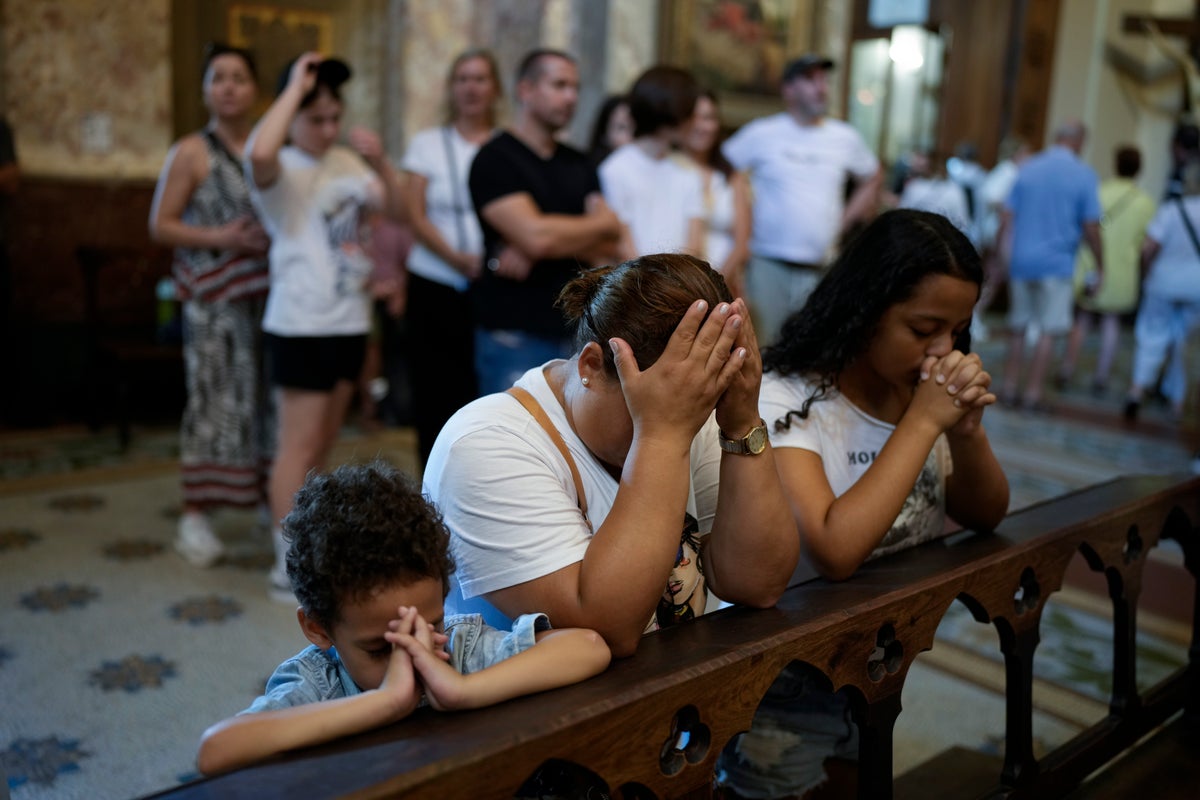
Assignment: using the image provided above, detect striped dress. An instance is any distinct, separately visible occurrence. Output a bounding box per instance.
[175,130,273,509]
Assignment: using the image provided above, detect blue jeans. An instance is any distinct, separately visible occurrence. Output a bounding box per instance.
[474,328,573,396]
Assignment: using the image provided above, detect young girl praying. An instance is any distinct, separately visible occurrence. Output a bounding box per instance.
[762,207,1009,580]
[717,208,1009,799]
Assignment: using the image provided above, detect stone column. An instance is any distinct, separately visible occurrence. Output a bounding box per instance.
[566,0,609,148]
[473,0,549,100]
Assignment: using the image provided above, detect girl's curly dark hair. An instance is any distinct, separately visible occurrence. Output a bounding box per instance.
[283,460,456,631]
[762,209,982,426]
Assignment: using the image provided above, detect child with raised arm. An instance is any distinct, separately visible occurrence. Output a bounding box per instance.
[717,208,1009,798]
[196,461,609,776]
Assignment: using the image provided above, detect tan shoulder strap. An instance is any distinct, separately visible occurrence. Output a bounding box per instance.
[506,386,590,527]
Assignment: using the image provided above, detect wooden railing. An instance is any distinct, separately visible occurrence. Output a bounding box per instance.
[150,473,1200,800]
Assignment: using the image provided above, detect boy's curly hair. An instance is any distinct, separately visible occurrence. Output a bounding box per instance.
[283,460,456,631]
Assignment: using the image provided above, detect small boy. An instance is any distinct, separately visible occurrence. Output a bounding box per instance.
[197,461,610,776]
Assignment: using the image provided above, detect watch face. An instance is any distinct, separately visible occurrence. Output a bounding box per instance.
[747,425,768,454]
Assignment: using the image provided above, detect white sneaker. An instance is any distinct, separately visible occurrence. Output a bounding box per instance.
[175,513,224,568]
[256,502,274,532]
[268,525,297,603]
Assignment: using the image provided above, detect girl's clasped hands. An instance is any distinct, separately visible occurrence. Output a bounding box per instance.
[916,350,996,436]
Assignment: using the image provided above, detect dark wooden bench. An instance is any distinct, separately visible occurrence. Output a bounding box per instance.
[147,473,1200,799]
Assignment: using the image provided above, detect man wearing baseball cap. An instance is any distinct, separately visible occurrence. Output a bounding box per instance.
[722,53,882,343]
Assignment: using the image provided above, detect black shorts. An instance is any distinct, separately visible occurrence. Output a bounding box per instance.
[265,333,368,391]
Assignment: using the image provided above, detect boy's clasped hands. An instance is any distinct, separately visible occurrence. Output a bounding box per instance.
[378,606,466,713]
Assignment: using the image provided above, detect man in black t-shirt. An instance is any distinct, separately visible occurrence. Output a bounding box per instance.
[468,49,621,395]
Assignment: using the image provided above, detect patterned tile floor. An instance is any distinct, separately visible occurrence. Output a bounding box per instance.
[1,317,1196,798]
[0,426,419,800]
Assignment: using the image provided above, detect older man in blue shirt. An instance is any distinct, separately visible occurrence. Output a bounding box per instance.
[999,120,1104,409]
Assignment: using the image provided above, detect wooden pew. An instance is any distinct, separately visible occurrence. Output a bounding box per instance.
[148,473,1200,800]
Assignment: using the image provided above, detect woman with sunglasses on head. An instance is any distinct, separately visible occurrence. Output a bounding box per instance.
[150,43,271,569]
[246,52,405,601]
[424,253,798,659]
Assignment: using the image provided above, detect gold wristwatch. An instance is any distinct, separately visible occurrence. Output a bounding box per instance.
[718,419,768,455]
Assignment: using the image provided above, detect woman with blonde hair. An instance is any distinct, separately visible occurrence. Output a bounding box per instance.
[401,49,503,466]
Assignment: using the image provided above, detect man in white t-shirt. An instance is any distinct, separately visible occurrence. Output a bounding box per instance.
[598,65,705,257]
[722,54,882,344]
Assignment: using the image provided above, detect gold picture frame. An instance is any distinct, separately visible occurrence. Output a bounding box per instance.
[659,0,815,125]
[227,4,334,107]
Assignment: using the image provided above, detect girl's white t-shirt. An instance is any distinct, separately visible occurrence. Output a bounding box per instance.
[759,371,953,562]
[250,144,382,336]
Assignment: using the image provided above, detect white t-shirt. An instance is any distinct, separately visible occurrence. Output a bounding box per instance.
[978,159,1019,248]
[899,177,971,235]
[423,363,722,630]
[759,372,952,562]
[1144,196,1200,302]
[722,114,878,263]
[401,126,485,291]
[704,166,737,270]
[599,143,705,255]
[251,144,382,336]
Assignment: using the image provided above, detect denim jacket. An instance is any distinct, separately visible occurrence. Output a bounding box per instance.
[241,612,550,714]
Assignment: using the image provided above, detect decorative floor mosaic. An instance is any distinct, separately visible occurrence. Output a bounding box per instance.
[0,426,419,799]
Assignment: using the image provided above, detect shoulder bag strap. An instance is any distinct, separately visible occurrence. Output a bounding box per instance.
[200,129,246,250]
[203,128,242,170]
[506,386,590,529]
[1176,197,1200,259]
[1102,185,1139,226]
[441,126,470,252]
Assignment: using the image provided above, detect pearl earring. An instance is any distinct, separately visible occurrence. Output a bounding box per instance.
[581,377,590,386]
